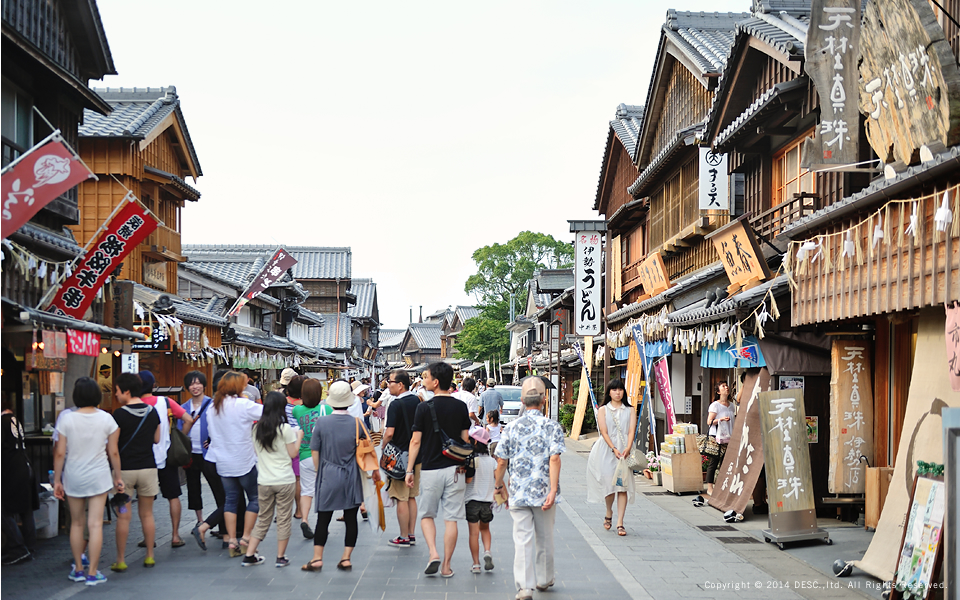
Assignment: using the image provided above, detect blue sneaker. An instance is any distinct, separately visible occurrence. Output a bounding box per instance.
[85,572,107,586]
[68,569,86,582]
[70,553,90,571]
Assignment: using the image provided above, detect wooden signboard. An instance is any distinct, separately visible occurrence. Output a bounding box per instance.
[859,0,960,165]
[829,341,875,493]
[710,221,771,290]
[26,351,67,372]
[891,476,945,599]
[42,331,67,359]
[805,0,860,165]
[709,368,770,515]
[638,251,671,296]
[181,325,201,353]
[132,320,171,352]
[759,389,816,513]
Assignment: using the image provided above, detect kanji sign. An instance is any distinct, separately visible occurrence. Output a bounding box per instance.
[1,136,95,239]
[698,148,729,210]
[710,220,771,287]
[49,198,158,319]
[227,248,298,317]
[132,321,171,352]
[947,304,960,391]
[759,389,816,514]
[66,329,101,356]
[42,330,67,359]
[574,231,601,335]
[829,340,874,493]
[638,251,670,296]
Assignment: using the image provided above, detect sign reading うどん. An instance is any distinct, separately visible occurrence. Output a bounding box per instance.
[574,232,601,335]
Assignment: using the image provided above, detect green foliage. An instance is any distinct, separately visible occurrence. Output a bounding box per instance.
[558,402,597,434]
[464,231,574,309]
[454,312,510,363]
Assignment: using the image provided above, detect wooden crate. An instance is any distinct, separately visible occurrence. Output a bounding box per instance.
[661,451,704,494]
[865,466,893,530]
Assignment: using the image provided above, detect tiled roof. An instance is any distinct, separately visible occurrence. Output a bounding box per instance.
[782,146,960,240]
[81,87,202,176]
[183,296,231,316]
[378,330,406,349]
[296,307,325,327]
[456,306,480,324]
[668,274,789,326]
[144,166,200,201]
[310,314,353,350]
[628,122,703,198]
[535,269,575,293]
[712,78,808,152]
[132,282,227,327]
[229,324,295,352]
[7,223,83,255]
[611,104,645,162]
[347,278,377,319]
[607,262,728,324]
[182,245,351,280]
[408,322,443,351]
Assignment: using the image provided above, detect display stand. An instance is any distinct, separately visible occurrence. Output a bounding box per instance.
[661,434,703,495]
[761,509,831,550]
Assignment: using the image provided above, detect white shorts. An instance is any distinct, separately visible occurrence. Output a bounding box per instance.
[299,457,316,498]
[418,466,466,522]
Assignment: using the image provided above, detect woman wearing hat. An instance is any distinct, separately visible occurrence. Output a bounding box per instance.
[302,381,380,572]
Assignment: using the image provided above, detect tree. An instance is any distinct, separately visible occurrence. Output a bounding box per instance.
[454,314,510,363]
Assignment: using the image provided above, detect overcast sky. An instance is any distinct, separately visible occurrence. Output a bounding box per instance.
[96,0,749,330]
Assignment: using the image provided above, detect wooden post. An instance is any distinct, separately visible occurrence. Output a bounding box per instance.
[570,337,593,439]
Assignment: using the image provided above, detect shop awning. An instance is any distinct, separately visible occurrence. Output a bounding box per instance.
[701,335,767,369]
[668,274,789,327]
[607,262,727,325]
[2,297,145,340]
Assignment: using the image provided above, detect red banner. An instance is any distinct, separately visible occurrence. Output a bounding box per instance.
[67,329,101,356]
[49,199,158,319]
[2,137,94,239]
[227,248,298,317]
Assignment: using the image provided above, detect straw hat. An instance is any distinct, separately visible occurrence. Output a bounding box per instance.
[326,381,357,409]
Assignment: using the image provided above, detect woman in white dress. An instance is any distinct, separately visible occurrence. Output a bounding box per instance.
[586,379,636,536]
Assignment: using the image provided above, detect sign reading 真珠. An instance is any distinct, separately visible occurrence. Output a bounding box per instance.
[759,389,816,513]
[829,341,874,493]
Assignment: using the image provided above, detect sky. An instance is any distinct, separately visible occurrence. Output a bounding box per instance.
[95,0,750,330]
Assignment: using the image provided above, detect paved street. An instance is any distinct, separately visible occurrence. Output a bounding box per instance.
[3,439,881,600]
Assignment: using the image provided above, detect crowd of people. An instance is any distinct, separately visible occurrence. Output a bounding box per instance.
[27,363,565,600]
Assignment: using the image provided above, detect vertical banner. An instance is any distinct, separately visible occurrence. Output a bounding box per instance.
[653,357,677,432]
[947,305,960,391]
[49,197,158,318]
[227,248,298,317]
[574,231,601,335]
[709,368,770,514]
[805,0,860,164]
[698,148,729,210]
[1,134,95,239]
[829,340,874,493]
[759,389,816,513]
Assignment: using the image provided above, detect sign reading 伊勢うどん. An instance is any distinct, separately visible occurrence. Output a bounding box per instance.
[574,232,601,335]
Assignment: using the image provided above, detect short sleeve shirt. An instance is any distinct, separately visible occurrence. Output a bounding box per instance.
[412,395,471,471]
[292,404,332,461]
[253,423,298,485]
[56,410,119,498]
[206,396,264,477]
[494,409,565,507]
[113,404,161,470]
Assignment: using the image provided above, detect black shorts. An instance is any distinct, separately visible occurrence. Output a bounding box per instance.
[465,500,493,524]
[157,464,182,499]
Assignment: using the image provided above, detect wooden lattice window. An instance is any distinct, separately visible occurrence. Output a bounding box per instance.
[773,132,816,207]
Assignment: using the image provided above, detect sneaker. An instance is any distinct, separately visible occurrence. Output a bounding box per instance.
[110,562,127,572]
[407,534,416,546]
[70,553,90,571]
[388,536,410,547]
[68,568,86,582]
[85,572,108,586]
[483,551,494,571]
[241,554,264,567]
[275,556,290,568]
[143,557,155,568]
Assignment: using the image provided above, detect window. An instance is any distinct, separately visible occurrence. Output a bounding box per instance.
[773,133,816,207]
[1,80,34,166]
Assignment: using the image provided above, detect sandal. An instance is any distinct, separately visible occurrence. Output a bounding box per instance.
[337,559,352,571]
[301,559,323,572]
[603,516,612,530]
[238,537,250,549]
[228,541,244,558]
[617,525,627,536]
[471,564,481,574]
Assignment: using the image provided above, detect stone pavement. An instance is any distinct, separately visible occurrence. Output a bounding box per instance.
[2,438,884,600]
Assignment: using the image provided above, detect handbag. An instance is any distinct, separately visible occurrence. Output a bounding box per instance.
[703,436,721,456]
[161,397,192,468]
[427,400,473,463]
[355,418,379,472]
[379,401,409,479]
[611,408,645,470]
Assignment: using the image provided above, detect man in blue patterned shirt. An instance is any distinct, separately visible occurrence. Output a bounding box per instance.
[494,377,565,600]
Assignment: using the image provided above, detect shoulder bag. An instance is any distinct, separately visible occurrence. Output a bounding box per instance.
[379,404,408,479]
[163,397,192,468]
[119,407,152,456]
[428,400,473,463]
[355,418,379,472]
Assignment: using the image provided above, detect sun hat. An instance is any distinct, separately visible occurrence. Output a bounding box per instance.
[468,425,490,445]
[279,368,297,386]
[327,381,357,409]
[351,381,370,397]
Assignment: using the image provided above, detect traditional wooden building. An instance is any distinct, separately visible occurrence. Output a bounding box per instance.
[347,278,382,365]
[399,322,443,368]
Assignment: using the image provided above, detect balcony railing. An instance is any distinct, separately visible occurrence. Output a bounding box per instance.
[145,225,182,259]
[749,193,822,240]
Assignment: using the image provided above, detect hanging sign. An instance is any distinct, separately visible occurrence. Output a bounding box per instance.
[710,220,771,288]
[859,0,960,165]
[759,388,816,513]
[48,196,158,319]
[66,329,101,356]
[574,231,601,335]
[132,320,171,352]
[181,325,202,353]
[121,353,139,374]
[26,351,66,372]
[829,341,874,493]
[709,368,770,515]
[42,330,67,359]
[1,134,95,239]
[698,148,729,210]
[638,251,671,296]
[227,247,298,317]
[805,0,860,164]
[652,357,677,432]
[143,261,167,290]
[947,304,960,391]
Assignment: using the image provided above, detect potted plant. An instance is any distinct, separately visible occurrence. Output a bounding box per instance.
[643,451,661,485]
[701,454,710,483]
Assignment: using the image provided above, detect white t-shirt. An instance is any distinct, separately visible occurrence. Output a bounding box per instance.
[151,396,171,469]
[206,395,264,477]
[486,422,502,443]
[253,423,297,486]
[186,399,205,454]
[708,400,736,440]
[453,390,479,417]
[56,410,118,498]
[347,398,364,419]
[465,454,497,503]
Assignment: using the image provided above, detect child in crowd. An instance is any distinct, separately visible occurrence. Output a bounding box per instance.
[464,425,496,574]
[485,410,501,457]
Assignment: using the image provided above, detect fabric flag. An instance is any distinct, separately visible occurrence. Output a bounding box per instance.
[49,197,157,319]
[2,134,95,239]
[227,248,298,317]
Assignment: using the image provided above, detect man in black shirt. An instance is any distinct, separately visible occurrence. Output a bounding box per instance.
[381,370,419,547]
[111,373,161,570]
[406,362,470,577]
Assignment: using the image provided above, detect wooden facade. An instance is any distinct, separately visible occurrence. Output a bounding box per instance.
[301,279,353,314]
